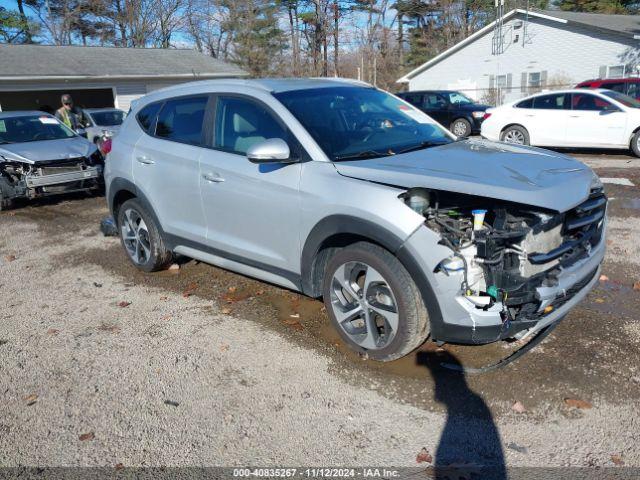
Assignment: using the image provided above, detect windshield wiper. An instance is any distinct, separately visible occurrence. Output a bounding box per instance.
[334,150,395,161]
[396,140,449,155]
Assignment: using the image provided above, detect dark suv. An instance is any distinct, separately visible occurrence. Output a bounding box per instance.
[396,90,489,137]
[576,78,640,100]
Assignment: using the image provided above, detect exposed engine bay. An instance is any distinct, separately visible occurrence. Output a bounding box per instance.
[401,186,607,329]
[0,154,103,208]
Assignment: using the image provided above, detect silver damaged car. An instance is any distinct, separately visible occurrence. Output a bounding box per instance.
[105,79,606,361]
[0,111,103,210]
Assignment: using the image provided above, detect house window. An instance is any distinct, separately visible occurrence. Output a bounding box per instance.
[528,72,541,89]
[496,75,508,88]
[607,65,625,79]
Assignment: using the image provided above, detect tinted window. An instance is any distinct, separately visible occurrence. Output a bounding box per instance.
[89,110,125,127]
[516,98,533,108]
[156,96,208,145]
[601,90,640,108]
[275,86,452,162]
[137,102,161,133]
[424,93,447,108]
[401,93,423,106]
[533,93,567,110]
[604,82,626,93]
[627,82,640,99]
[572,93,614,111]
[214,96,288,155]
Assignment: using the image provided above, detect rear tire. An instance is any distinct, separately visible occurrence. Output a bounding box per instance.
[501,125,530,145]
[322,242,430,362]
[117,198,173,272]
[451,118,472,137]
[631,130,640,157]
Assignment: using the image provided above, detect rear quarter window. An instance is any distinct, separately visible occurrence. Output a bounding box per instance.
[515,98,533,108]
[136,102,162,133]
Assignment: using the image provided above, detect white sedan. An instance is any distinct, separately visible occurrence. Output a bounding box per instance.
[481,88,640,156]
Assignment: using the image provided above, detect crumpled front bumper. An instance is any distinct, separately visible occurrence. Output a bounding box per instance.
[400,218,606,344]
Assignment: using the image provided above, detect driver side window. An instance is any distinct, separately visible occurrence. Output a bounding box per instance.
[214,96,289,156]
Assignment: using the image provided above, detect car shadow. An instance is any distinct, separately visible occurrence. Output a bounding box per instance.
[416,350,506,479]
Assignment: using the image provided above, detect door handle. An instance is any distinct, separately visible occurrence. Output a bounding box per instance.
[136,156,154,165]
[202,172,225,183]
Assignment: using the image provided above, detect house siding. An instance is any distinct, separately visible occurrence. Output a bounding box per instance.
[407,13,640,104]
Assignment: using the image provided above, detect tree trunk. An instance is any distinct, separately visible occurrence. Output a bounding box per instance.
[333,0,338,76]
[16,0,33,42]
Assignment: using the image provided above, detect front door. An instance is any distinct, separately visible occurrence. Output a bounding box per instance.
[199,95,302,274]
[132,95,209,243]
[567,92,628,147]
[526,92,571,146]
[421,93,451,126]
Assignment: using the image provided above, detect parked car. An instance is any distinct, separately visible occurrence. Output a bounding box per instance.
[395,90,489,137]
[481,88,640,156]
[0,111,103,210]
[81,108,126,143]
[105,79,606,362]
[576,77,640,100]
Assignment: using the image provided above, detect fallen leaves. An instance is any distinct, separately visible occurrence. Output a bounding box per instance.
[282,318,303,330]
[594,298,606,304]
[611,454,625,466]
[633,282,640,291]
[47,328,60,336]
[79,432,95,441]
[97,323,120,333]
[416,447,433,464]
[220,343,229,352]
[4,254,16,262]
[182,282,198,298]
[221,307,232,315]
[564,398,592,410]
[599,274,610,282]
[511,401,527,414]
[117,301,131,308]
[23,394,38,406]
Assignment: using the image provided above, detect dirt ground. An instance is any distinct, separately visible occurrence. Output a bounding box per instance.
[1,151,639,470]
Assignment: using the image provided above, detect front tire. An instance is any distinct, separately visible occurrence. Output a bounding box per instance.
[451,118,472,137]
[631,130,640,157]
[501,125,530,145]
[322,242,430,362]
[117,198,173,272]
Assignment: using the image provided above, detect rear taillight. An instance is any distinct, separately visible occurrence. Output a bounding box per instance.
[99,137,112,155]
[482,112,492,120]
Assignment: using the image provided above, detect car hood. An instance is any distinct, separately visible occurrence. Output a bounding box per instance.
[333,139,594,212]
[0,137,97,164]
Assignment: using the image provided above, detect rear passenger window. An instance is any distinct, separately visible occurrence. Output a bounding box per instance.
[627,82,639,99]
[402,94,423,106]
[156,96,208,145]
[515,98,533,108]
[214,96,288,156]
[533,93,567,109]
[136,102,161,133]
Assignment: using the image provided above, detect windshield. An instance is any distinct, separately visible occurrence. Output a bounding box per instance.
[88,110,125,127]
[0,115,76,144]
[445,92,474,105]
[601,90,640,108]
[274,86,452,161]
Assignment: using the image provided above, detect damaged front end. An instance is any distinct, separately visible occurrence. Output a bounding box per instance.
[0,153,103,208]
[401,185,607,344]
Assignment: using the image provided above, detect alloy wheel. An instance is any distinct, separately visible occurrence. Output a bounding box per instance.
[452,121,468,137]
[121,208,152,265]
[329,261,399,350]
[503,129,525,144]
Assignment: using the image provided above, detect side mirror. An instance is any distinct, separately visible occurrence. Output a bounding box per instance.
[246,138,293,164]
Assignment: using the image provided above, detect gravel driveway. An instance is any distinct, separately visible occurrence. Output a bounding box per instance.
[1,154,639,472]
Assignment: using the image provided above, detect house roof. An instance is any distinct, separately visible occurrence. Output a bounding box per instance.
[0,44,248,81]
[397,9,640,83]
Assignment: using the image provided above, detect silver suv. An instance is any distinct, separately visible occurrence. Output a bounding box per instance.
[105,79,606,361]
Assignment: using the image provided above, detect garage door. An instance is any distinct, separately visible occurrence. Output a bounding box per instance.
[0,88,114,114]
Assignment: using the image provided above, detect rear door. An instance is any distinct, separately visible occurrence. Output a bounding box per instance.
[566,92,628,147]
[526,93,571,146]
[132,95,210,243]
[198,94,302,273]
[421,92,451,126]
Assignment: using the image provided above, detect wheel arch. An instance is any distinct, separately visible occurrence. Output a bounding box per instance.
[300,215,405,298]
[108,177,162,234]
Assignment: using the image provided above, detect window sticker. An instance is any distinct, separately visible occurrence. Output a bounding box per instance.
[39,117,59,125]
[0,120,5,133]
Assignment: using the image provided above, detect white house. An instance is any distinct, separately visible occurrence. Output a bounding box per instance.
[397,9,640,104]
[0,44,247,113]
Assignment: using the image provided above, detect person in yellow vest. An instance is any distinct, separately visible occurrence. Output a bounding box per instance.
[55,94,85,131]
